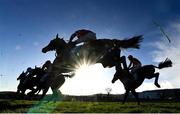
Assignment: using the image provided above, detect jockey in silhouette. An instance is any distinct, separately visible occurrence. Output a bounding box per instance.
[127,55,142,80]
[22,67,33,84]
[42,60,52,72]
[69,29,97,45]
[25,67,33,75]
[40,60,52,82]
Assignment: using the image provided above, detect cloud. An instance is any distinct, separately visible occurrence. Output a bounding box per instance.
[150,21,180,88]
[15,45,22,50]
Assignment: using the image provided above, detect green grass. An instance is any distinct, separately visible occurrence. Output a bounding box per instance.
[1,99,180,113]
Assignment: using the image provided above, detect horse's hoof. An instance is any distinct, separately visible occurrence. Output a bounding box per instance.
[155,83,161,88]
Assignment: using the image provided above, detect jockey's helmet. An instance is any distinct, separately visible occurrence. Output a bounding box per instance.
[128,55,133,59]
[27,67,32,72]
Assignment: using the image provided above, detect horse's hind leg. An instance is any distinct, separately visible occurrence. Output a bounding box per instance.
[41,87,49,99]
[154,73,160,88]
[51,76,65,101]
[131,90,140,105]
[122,90,129,104]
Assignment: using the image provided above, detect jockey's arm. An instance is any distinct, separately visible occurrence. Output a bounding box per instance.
[69,32,77,42]
[42,63,49,71]
[128,61,132,69]
[128,67,133,70]
[42,64,46,70]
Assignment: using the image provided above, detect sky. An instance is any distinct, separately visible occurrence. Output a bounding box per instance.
[0,0,180,95]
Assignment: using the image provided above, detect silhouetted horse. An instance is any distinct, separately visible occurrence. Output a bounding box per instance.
[26,67,48,97]
[17,67,50,98]
[29,66,73,99]
[17,71,38,97]
[112,58,172,105]
[41,34,143,99]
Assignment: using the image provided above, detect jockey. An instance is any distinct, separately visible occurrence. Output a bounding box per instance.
[40,60,52,82]
[22,67,33,84]
[42,60,52,73]
[25,67,33,76]
[69,29,97,45]
[127,55,142,79]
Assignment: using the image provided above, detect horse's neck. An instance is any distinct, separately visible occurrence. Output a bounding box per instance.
[56,47,70,56]
[119,71,130,80]
[20,76,26,83]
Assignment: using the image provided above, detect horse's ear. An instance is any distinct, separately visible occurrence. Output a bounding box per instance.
[56,34,59,39]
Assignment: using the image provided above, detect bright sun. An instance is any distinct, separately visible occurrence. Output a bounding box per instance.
[75,63,99,80]
[61,60,118,95]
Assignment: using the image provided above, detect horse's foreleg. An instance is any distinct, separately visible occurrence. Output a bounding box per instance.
[131,90,140,105]
[120,56,128,70]
[154,73,160,88]
[16,89,20,94]
[27,88,37,95]
[41,87,49,99]
[51,88,61,102]
[51,79,65,101]
[122,90,129,104]
[20,89,26,99]
[16,89,21,98]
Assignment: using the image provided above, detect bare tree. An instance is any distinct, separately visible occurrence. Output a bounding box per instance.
[105,87,112,96]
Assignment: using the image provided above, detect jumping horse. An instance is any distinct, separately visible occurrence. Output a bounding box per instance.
[112,57,172,105]
[41,34,143,99]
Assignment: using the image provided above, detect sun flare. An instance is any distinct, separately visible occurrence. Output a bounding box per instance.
[75,63,98,78]
[61,59,117,95]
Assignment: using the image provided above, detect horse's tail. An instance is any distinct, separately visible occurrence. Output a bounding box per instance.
[156,58,172,69]
[114,35,143,49]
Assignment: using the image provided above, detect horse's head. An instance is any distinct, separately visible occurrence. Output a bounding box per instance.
[112,73,120,83]
[17,71,26,80]
[42,34,67,53]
